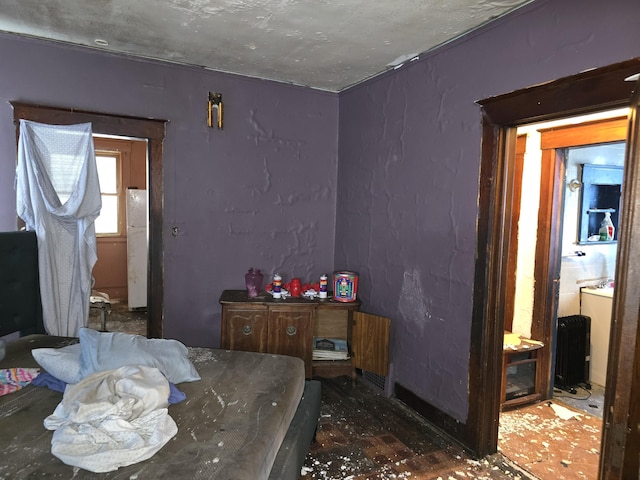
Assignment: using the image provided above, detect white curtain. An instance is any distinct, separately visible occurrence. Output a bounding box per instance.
[16,120,101,337]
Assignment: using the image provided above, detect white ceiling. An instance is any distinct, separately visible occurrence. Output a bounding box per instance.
[0,0,533,92]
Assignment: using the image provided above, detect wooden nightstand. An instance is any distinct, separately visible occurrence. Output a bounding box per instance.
[219,290,389,379]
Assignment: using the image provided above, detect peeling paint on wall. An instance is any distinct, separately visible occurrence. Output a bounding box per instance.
[398,269,432,338]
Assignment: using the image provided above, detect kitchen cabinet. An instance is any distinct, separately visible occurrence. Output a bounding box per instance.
[219,290,389,379]
[580,287,614,387]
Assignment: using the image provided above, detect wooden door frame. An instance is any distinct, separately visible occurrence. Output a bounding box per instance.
[601,80,640,478]
[503,134,527,333]
[528,141,565,399]
[470,57,640,470]
[11,103,165,339]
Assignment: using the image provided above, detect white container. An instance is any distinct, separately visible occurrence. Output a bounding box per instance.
[319,274,328,299]
[272,274,282,299]
[599,212,615,241]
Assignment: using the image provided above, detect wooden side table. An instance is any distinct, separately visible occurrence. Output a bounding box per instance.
[501,334,544,409]
[219,290,360,378]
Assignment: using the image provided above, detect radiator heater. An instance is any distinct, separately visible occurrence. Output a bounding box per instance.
[555,315,591,388]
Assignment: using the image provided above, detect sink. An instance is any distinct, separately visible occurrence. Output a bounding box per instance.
[582,286,614,298]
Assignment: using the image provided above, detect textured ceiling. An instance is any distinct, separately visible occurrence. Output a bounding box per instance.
[0,0,532,92]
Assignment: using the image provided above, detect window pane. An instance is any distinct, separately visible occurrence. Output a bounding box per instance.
[95,195,118,234]
[51,154,82,202]
[96,155,118,193]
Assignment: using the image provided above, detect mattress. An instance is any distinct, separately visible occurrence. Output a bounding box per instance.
[0,334,305,479]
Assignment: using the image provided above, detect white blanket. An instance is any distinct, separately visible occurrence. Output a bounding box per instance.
[44,365,177,473]
[16,120,102,336]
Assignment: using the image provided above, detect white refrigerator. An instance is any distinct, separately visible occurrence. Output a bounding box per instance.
[126,189,148,310]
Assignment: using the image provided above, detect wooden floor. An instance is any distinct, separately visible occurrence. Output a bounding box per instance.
[301,376,532,479]
[93,314,602,480]
[499,400,601,479]
[87,299,147,335]
[499,385,604,480]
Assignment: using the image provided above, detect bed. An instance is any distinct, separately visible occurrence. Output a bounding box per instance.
[0,231,320,479]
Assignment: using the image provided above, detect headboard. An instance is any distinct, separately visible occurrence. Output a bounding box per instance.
[0,231,45,337]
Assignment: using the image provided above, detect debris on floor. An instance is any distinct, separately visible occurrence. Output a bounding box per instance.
[499,400,601,480]
[548,402,581,421]
[302,377,536,479]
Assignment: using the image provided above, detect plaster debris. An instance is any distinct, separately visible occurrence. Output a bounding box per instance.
[549,402,581,421]
[303,376,535,479]
[499,399,601,479]
[387,52,421,67]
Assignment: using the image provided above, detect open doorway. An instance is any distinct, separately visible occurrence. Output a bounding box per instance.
[469,58,640,478]
[11,102,165,339]
[497,110,627,478]
[90,135,149,334]
[507,111,627,402]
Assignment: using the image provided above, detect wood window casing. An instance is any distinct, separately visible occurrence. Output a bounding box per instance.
[94,149,124,236]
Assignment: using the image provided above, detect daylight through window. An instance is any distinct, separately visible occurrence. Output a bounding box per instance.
[94,153,120,234]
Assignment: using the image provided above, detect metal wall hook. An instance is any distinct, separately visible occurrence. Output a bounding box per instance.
[207,92,223,129]
[568,179,582,192]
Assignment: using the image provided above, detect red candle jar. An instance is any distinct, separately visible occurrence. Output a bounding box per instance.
[289,277,302,297]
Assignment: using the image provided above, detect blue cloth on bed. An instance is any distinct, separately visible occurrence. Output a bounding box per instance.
[168,382,187,404]
[32,372,66,392]
[32,372,187,404]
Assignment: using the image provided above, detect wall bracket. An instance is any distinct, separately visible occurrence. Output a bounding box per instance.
[207,92,223,129]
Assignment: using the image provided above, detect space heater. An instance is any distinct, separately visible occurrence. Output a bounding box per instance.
[555,315,591,388]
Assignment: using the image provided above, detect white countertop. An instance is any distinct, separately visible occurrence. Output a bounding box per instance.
[581,286,614,298]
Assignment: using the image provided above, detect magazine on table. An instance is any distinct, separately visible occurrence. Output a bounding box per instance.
[313,338,350,360]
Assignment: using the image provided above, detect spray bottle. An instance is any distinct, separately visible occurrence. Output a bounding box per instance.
[599,212,615,241]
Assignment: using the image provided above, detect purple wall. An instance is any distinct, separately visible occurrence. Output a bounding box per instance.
[2,0,640,428]
[0,33,339,348]
[337,0,640,421]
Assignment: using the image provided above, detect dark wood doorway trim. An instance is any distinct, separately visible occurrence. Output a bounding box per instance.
[601,79,640,479]
[10,103,165,339]
[503,134,527,333]
[469,57,640,468]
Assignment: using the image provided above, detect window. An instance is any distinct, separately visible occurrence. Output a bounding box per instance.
[94,152,121,235]
[50,153,84,205]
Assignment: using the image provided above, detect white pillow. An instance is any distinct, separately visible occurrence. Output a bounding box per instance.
[32,343,83,384]
[79,328,200,384]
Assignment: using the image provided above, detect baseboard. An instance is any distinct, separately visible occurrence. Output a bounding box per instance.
[394,382,475,457]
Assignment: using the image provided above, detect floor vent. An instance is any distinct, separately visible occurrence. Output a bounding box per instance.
[362,370,387,392]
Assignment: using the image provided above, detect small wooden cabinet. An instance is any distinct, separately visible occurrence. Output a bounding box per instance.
[219,290,389,379]
[501,335,544,409]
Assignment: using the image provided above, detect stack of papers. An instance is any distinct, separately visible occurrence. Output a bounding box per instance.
[313,338,349,360]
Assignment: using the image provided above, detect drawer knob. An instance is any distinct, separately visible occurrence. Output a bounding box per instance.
[242,325,252,335]
[286,326,297,336]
